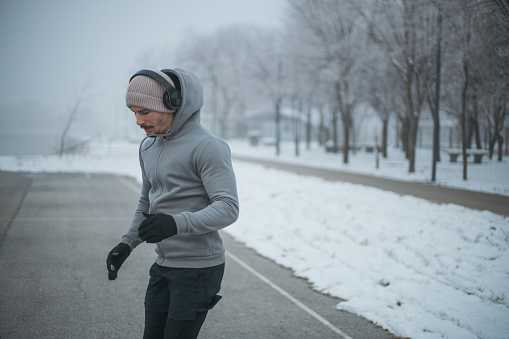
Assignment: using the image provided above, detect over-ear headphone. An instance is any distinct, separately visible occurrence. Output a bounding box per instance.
[130,69,182,110]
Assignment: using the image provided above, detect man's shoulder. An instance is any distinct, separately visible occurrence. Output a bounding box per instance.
[189,127,229,147]
[188,129,230,158]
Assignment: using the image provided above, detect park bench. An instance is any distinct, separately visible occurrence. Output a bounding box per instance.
[324,143,361,153]
[442,148,489,164]
[363,144,383,153]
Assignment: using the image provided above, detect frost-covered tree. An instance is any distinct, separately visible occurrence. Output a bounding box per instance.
[433,0,508,176]
[364,53,403,158]
[354,0,437,172]
[286,0,365,164]
[176,25,256,139]
[59,82,88,157]
[473,0,509,160]
[242,27,288,155]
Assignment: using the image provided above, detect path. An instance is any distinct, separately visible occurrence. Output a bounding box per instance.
[0,171,399,339]
[233,155,509,217]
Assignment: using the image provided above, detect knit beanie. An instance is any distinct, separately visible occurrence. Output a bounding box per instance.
[126,70,177,113]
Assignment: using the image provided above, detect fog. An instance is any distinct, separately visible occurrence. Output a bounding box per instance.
[0,0,283,155]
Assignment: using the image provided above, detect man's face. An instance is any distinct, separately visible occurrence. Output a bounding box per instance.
[131,106,175,135]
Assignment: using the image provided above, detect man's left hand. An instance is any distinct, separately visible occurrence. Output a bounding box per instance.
[138,213,178,243]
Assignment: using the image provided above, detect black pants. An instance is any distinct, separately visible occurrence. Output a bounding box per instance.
[143,263,224,338]
[143,310,208,339]
[144,263,224,319]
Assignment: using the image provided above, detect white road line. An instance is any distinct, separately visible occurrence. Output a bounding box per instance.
[115,175,141,194]
[226,251,354,339]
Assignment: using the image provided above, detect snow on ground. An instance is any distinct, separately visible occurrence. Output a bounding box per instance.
[1,137,508,339]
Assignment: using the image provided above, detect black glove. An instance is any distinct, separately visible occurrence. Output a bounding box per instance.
[106,243,131,281]
[138,213,178,243]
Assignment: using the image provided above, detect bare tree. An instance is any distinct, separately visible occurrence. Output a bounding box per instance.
[446,0,475,180]
[437,0,508,176]
[176,26,255,139]
[281,42,324,155]
[485,96,508,160]
[354,0,437,172]
[243,28,287,155]
[362,48,402,158]
[474,0,509,161]
[281,19,333,150]
[59,82,88,157]
[286,0,364,164]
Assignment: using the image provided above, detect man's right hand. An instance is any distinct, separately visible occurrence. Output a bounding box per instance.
[106,243,131,281]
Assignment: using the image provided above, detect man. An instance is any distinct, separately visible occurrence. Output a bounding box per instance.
[106,68,239,339]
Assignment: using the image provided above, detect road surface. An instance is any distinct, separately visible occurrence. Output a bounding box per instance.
[0,170,400,339]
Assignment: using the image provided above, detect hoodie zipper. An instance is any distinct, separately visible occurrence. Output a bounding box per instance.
[150,137,166,213]
[154,137,167,262]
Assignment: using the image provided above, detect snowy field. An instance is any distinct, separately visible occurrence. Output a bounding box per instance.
[1,137,508,339]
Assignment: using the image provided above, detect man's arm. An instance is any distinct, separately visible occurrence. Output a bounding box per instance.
[172,138,239,234]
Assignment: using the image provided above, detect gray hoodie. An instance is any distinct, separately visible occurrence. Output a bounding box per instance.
[122,68,239,268]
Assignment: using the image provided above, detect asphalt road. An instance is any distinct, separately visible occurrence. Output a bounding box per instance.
[0,170,400,339]
[233,155,509,217]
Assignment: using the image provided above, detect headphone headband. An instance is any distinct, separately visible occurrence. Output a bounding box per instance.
[130,69,182,110]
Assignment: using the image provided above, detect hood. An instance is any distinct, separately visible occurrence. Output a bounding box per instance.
[162,68,204,137]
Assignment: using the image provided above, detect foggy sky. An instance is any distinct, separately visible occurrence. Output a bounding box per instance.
[0,0,283,155]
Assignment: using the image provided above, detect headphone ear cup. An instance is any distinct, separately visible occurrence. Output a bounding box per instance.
[163,91,179,110]
[171,91,182,107]
[162,91,173,110]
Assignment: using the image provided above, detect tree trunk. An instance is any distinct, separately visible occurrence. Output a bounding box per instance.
[497,135,504,161]
[461,63,469,181]
[306,106,312,150]
[275,60,283,156]
[472,93,482,149]
[382,118,389,158]
[407,115,418,173]
[432,9,442,182]
[400,117,410,158]
[275,97,282,156]
[342,117,350,164]
[293,99,301,157]
[332,109,338,152]
[505,127,509,155]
